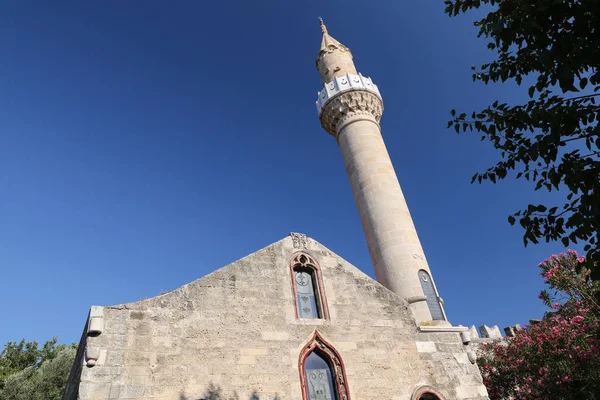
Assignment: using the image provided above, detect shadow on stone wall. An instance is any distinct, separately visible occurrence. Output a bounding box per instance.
[180,383,280,400]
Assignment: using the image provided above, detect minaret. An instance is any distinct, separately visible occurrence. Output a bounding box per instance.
[315,19,448,325]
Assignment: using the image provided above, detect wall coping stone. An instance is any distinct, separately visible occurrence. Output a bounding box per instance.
[419,326,468,333]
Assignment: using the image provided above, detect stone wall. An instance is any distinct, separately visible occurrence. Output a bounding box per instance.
[64,234,488,400]
[64,312,89,400]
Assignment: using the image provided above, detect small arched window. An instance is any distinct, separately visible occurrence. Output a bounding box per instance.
[418,270,445,321]
[420,394,441,400]
[411,386,446,400]
[299,332,350,400]
[291,253,329,320]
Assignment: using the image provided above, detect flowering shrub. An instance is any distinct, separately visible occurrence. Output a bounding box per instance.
[478,251,600,400]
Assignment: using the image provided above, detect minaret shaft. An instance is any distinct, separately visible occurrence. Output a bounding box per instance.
[315,20,447,324]
[338,117,440,323]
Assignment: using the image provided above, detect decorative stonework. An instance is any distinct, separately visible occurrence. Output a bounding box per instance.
[319,90,384,137]
[316,73,381,115]
[88,306,104,335]
[292,252,317,269]
[85,306,104,367]
[85,346,100,367]
[299,331,350,400]
[291,232,308,249]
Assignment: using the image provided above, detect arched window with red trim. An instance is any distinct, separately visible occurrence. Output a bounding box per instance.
[411,386,446,400]
[290,253,329,320]
[419,394,442,400]
[299,332,349,400]
[304,351,337,399]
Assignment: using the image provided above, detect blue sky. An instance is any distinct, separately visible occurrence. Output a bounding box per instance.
[0,1,570,346]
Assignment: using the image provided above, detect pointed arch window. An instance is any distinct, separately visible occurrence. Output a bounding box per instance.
[305,352,337,399]
[418,270,445,321]
[290,253,329,320]
[299,332,350,400]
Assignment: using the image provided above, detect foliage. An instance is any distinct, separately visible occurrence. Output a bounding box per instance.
[538,249,600,315]
[0,339,41,383]
[444,0,600,279]
[0,337,77,400]
[477,251,600,400]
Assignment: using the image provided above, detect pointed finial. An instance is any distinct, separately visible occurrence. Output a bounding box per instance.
[319,17,328,34]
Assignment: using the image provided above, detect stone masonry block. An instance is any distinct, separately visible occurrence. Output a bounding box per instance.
[78,383,111,400]
[453,353,470,365]
[504,324,523,337]
[109,384,121,399]
[261,331,289,341]
[335,342,357,351]
[435,343,464,353]
[121,384,146,398]
[240,348,268,356]
[415,341,437,353]
[468,325,480,339]
[435,333,461,343]
[479,325,502,339]
[237,355,256,365]
[455,384,484,399]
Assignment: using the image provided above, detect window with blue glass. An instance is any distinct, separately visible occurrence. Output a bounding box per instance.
[299,332,349,400]
[304,351,338,400]
[418,269,445,321]
[295,266,321,319]
[292,253,328,320]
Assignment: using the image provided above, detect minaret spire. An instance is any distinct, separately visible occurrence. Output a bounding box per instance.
[315,23,449,326]
[315,20,357,83]
[319,17,327,33]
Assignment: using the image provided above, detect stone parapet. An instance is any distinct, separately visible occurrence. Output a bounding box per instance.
[467,324,524,340]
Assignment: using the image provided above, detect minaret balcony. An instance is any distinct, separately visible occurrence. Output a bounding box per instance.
[316,72,382,115]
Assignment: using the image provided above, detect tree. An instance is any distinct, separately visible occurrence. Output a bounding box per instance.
[0,339,41,384]
[0,337,77,400]
[444,0,600,280]
[477,251,600,399]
